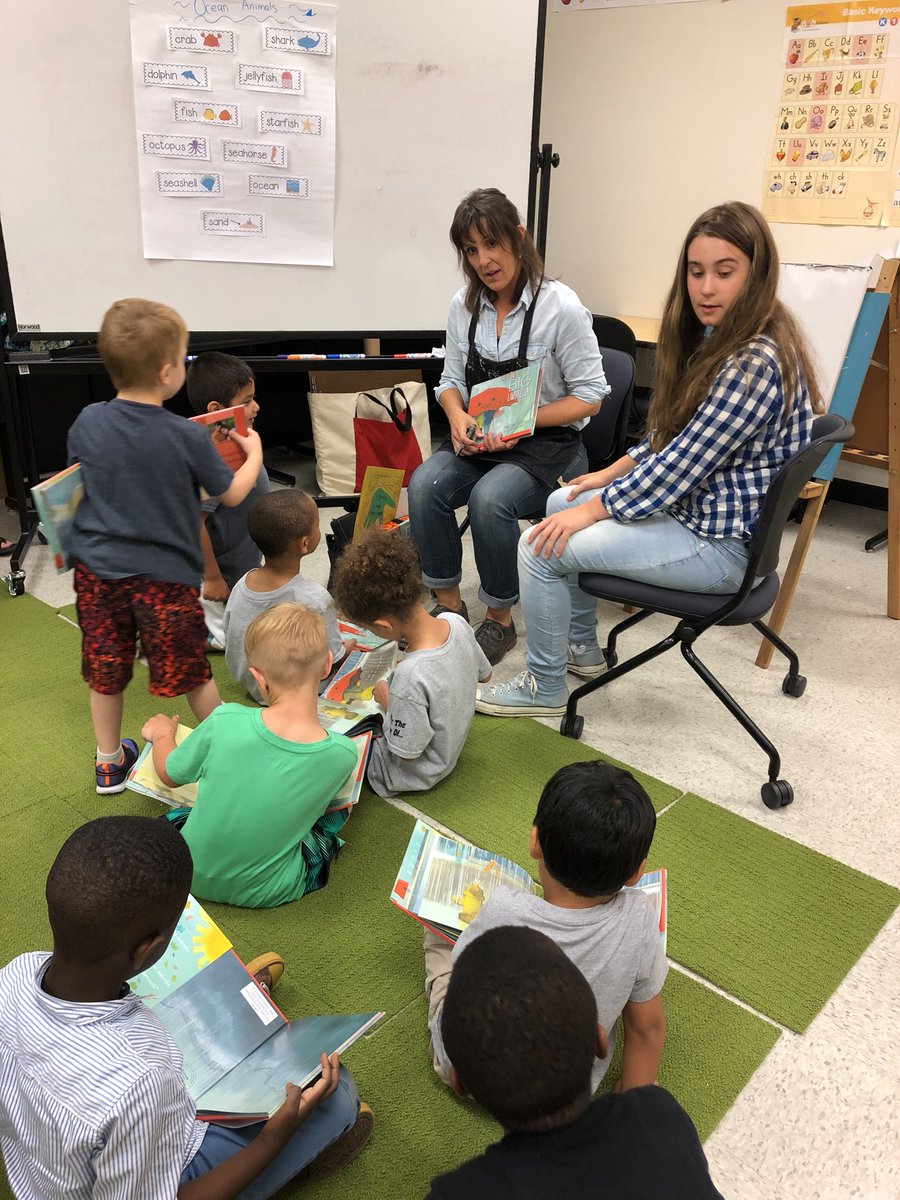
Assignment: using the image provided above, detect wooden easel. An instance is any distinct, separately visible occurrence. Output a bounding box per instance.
[756,259,900,669]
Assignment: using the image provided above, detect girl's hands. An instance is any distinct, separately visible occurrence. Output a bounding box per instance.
[566,471,607,500]
[526,503,602,558]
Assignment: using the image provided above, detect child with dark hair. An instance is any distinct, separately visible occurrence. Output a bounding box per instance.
[186,351,269,648]
[223,489,350,703]
[426,760,667,1093]
[68,300,263,794]
[0,815,372,1200]
[331,528,491,796]
[428,926,722,1199]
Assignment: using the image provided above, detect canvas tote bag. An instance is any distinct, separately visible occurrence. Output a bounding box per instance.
[307,382,431,495]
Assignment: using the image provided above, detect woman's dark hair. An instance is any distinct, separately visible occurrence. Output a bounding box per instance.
[449,188,543,312]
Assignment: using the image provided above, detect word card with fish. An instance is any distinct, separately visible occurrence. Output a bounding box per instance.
[763,3,900,227]
[130,0,336,264]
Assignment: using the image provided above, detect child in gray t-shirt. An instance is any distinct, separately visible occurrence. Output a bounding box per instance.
[426,761,668,1094]
[331,529,491,797]
[224,490,352,703]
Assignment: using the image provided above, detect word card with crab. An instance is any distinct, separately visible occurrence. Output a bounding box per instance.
[131,0,336,264]
[764,4,900,227]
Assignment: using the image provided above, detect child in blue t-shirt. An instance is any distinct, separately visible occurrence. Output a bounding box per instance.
[67,299,263,794]
[185,351,270,648]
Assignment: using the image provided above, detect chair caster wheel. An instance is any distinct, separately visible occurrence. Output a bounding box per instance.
[602,649,618,670]
[560,714,584,740]
[5,570,26,598]
[782,674,807,697]
[761,780,793,809]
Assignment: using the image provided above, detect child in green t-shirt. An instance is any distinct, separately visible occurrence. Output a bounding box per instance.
[141,603,358,907]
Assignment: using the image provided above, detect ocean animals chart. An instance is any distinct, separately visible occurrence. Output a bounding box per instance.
[130,0,336,264]
[763,4,900,227]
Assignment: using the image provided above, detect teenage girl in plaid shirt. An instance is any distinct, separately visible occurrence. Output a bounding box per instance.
[477,202,824,716]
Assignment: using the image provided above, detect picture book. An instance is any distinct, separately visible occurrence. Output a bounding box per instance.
[466,361,543,443]
[353,465,405,538]
[132,903,383,1124]
[390,821,541,943]
[391,822,669,951]
[30,462,84,573]
[126,725,372,814]
[189,403,249,472]
[130,893,233,1008]
[337,619,392,653]
[317,639,397,736]
[126,724,197,808]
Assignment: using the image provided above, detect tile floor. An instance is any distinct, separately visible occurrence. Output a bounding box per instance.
[2,467,899,1199]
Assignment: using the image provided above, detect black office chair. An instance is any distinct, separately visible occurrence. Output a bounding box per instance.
[592,315,637,359]
[558,414,854,810]
[457,345,635,537]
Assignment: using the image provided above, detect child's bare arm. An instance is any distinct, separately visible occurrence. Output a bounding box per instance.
[141,714,180,788]
[217,429,263,508]
[199,514,229,601]
[373,680,389,712]
[178,1055,341,1200]
[618,993,665,1090]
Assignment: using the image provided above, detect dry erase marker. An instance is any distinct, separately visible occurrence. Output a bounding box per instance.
[393,352,434,358]
[277,354,326,359]
[455,424,478,456]
[326,353,366,359]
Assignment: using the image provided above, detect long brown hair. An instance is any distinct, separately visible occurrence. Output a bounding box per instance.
[648,202,823,451]
[449,188,544,312]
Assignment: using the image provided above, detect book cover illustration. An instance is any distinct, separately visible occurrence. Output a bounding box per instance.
[189,403,249,472]
[130,894,232,1008]
[149,949,382,1122]
[30,462,84,573]
[337,619,391,653]
[391,820,540,943]
[326,731,373,813]
[628,867,668,956]
[353,465,405,538]
[317,640,397,736]
[126,724,197,808]
[466,361,543,443]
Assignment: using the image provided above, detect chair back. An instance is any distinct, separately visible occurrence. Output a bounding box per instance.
[581,346,635,469]
[592,314,637,358]
[747,414,854,581]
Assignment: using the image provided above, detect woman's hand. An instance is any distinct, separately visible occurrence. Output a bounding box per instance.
[448,411,481,456]
[526,501,604,558]
[478,430,522,453]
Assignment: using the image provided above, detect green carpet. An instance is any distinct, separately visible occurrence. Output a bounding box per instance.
[652,794,900,1031]
[0,590,891,1199]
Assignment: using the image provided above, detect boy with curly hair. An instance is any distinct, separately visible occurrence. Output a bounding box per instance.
[331,528,491,796]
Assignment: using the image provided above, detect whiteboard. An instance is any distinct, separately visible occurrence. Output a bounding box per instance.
[539,0,900,320]
[779,263,870,406]
[0,0,541,336]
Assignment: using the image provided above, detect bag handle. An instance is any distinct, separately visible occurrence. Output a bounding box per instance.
[357,387,413,433]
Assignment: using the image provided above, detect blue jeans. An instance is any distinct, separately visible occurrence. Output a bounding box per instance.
[180,1067,359,1199]
[407,445,588,609]
[519,487,751,693]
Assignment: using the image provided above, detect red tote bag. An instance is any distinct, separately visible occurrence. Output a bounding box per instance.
[352,387,424,491]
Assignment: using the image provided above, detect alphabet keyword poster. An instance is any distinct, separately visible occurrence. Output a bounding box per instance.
[129,0,336,264]
[763,3,900,227]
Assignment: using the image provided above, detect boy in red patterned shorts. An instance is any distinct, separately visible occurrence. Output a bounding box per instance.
[68,299,263,793]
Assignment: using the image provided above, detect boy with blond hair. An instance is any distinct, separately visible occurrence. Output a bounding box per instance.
[142,603,358,907]
[331,528,491,797]
[67,299,263,793]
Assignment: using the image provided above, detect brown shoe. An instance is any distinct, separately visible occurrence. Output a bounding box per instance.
[298,1102,374,1181]
[244,952,285,992]
[474,616,517,665]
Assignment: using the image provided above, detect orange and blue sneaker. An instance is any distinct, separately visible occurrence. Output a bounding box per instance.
[95,739,140,795]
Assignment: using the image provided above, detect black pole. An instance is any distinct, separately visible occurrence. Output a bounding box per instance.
[535,142,560,261]
[526,0,549,234]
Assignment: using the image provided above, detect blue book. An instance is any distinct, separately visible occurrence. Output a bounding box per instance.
[30,463,83,573]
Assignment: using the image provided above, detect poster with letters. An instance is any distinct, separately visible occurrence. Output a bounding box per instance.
[763,3,900,227]
[129,0,336,263]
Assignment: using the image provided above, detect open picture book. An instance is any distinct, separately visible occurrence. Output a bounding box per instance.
[130,896,383,1125]
[316,635,398,736]
[466,361,543,443]
[126,727,373,815]
[390,820,668,952]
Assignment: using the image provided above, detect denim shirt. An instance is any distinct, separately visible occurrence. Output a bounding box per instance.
[435,279,609,430]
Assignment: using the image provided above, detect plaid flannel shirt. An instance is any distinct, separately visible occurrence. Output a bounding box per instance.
[601,336,814,541]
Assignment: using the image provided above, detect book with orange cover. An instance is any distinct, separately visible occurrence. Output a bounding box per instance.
[189,404,248,472]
